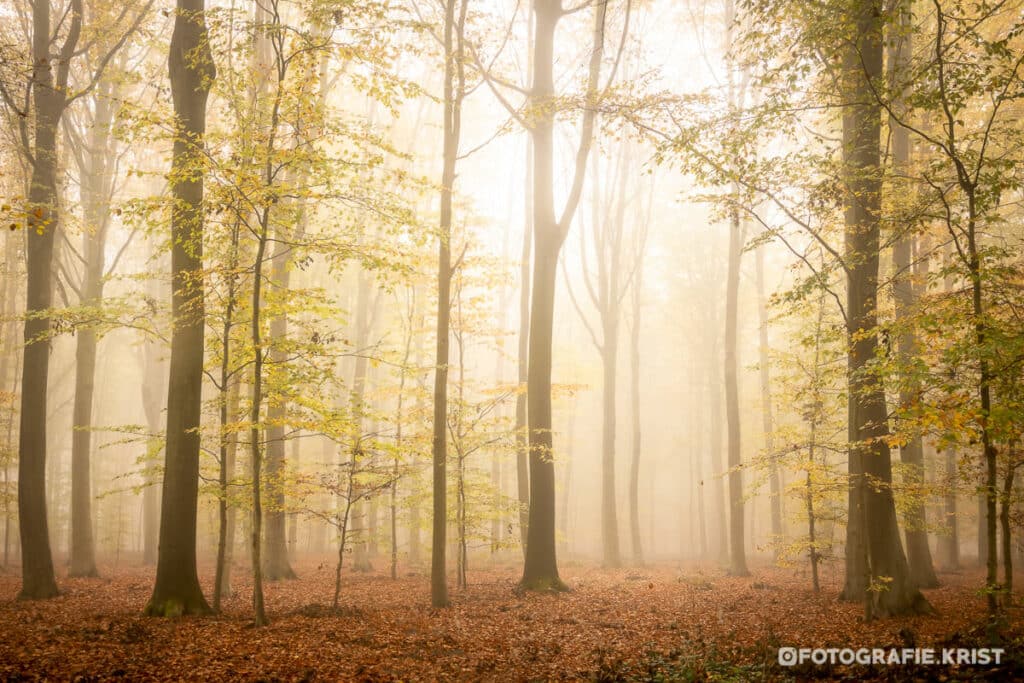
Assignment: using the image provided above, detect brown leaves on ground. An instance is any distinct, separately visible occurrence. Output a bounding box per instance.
[0,560,1019,681]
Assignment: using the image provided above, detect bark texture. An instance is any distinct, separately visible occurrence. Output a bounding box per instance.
[145,0,214,617]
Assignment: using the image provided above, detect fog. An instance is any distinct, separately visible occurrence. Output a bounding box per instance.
[2,0,1021,629]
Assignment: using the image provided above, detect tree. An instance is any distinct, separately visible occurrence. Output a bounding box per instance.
[431,0,468,609]
[564,144,628,568]
[838,0,927,617]
[564,136,649,568]
[12,0,82,600]
[471,0,630,586]
[4,0,147,600]
[145,0,215,617]
[768,264,848,593]
[9,0,76,599]
[874,0,1024,614]
[723,193,748,577]
[0,214,22,568]
[755,244,784,555]
[627,177,651,566]
[514,140,532,556]
[885,0,938,590]
[64,62,144,577]
[722,0,750,579]
[517,0,620,592]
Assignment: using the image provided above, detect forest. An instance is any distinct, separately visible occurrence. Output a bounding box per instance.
[0,0,1023,679]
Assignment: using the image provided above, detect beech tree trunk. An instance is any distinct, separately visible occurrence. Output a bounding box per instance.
[1,235,20,568]
[724,204,748,576]
[69,329,99,577]
[628,266,643,566]
[888,7,938,590]
[213,219,240,613]
[755,246,783,554]
[19,0,84,600]
[520,3,563,587]
[431,0,467,608]
[941,447,959,570]
[213,376,239,607]
[1001,460,1015,598]
[976,494,988,568]
[348,259,378,573]
[145,0,214,617]
[693,407,708,558]
[838,0,928,616]
[515,144,532,556]
[599,316,621,568]
[69,79,118,579]
[263,237,296,580]
[140,336,165,566]
[708,344,728,564]
[522,0,607,592]
[249,208,271,626]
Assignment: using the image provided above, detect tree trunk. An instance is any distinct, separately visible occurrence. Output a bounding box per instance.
[755,246,783,555]
[600,318,621,568]
[694,414,708,559]
[69,326,99,577]
[806,466,820,593]
[520,0,608,591]
[1,234,20,568]
[522,241,564,590]
[520,12,564,581]
[839,0,928,617]
[69,79,117,578]
[431,0,466,608]
[559,414,574,555]
[515,143,532,557]
[214,377,239,605]
[940,257,959,572]
[724,204,748,576]
[888,7,938,590]
[263,237,296,580]
[409,314,427,567]
[288,438,299,558]
[708,346,728,564]
[941,447,959,570]
[628,266,643,566]
[140,337,165,566]
[347,262,377,572]
[393,297,415,578]
[213,221,240,612]
[1001,461,1015,601]
[145,0,214,617]
[978,492,989,567]
[249,203,272,627]
[18,0,79,601]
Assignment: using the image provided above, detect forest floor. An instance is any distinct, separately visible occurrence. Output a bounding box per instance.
[0,558,1021,681]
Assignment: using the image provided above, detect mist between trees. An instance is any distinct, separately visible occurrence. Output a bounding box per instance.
[0,0,1022,633]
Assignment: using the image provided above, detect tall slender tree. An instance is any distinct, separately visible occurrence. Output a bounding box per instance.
[755,245,784,555]
[627,210,649,566]
[66,79,116,579]
[10,0,146,599]
[838,0,928,616]
[887,1,938,589]
[519,0,619,591]
[145,0,215,617]
[514,140,532,555]
[722,0,750,581]
[15,0,84,601]
[723,202,747,576]
[431,0,468,608]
